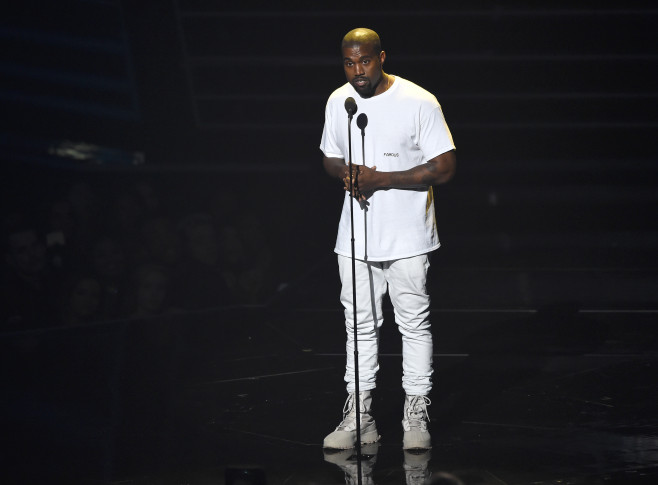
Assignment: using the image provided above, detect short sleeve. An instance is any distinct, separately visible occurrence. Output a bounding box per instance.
[320,99,344,159]
[418,103,455,162]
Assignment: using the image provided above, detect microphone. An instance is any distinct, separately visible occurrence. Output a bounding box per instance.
[356,113,368,134]
[356,113,367,168]
[344,97,357,118]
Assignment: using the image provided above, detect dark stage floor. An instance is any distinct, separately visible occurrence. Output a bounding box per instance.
[3,257,658,484]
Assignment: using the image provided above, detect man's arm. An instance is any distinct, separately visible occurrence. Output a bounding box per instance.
[323,156,348,179]
[324,156,358,194]
[354,150,456,198]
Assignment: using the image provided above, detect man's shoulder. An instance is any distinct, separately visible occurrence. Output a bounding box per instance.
[395,77,438,103]
[327,83,353,102]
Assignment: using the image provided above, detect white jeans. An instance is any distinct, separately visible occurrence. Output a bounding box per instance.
[338,253,433,396]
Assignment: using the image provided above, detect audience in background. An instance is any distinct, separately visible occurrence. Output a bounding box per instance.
[177,213,231,309]
[138,216,181,268]
[1,215,59,330]
[125,263,173,318]
[106,190,146,250]
[58,273,102,326]
[89,235,128,320]
[0,175,282,331]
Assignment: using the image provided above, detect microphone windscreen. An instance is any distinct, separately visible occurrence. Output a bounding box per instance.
[344,97,357,116]
[356,113,368,130]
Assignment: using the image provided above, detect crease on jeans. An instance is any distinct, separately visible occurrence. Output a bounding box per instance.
[367,262,380,348]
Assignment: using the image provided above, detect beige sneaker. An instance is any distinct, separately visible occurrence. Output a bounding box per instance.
[402,395,432,450]
[323,391,380,449]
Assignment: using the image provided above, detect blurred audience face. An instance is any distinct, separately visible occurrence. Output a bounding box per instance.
[5,229,46,277]
[110,192,145,232]
[239,211,264,242]
[49,200,76,238]
[187,222,219,265]
[92,238,126,280]
[68,181,97,221]
[68,277,101,321]
[135,267,168,315]
[220,226,244,266]
[134,182,160,213]
[141,218,179,265]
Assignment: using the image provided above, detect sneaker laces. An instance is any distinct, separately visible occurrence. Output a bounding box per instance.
[336,393,358,431]
[404,395,431,431]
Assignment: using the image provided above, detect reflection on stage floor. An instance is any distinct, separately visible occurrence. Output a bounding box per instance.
[3,266,658,484]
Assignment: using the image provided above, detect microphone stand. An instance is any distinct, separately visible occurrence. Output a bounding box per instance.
[345,104,363,479]
[354,112,369,485]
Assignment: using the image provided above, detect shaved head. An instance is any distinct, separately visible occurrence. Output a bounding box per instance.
[342,28,382,54]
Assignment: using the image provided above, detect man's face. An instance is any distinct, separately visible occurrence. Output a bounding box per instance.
[342,43,385,98]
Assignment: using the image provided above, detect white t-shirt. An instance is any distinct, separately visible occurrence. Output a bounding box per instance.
[320,76,455,262]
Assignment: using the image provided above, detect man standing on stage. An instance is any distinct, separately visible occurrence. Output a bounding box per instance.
[320,28,456,450]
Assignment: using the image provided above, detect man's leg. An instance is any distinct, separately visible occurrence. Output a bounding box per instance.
[386,254,433,394]
[385,254,433,449]
[323,255,386,449]
[338,254,387,393]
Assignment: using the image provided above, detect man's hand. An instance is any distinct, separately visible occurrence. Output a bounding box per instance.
[341,165,379,200]
[342,169,364,199]
[352,165,380,200]
[326,150,456,200]
[342,171,353,194]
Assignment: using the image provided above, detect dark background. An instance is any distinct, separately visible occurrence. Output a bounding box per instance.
[1,2,657,484]
[2,1,656,275]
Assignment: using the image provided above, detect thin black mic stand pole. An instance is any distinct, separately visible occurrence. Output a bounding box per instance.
[357,113,368,184]
[345,101,363,484]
